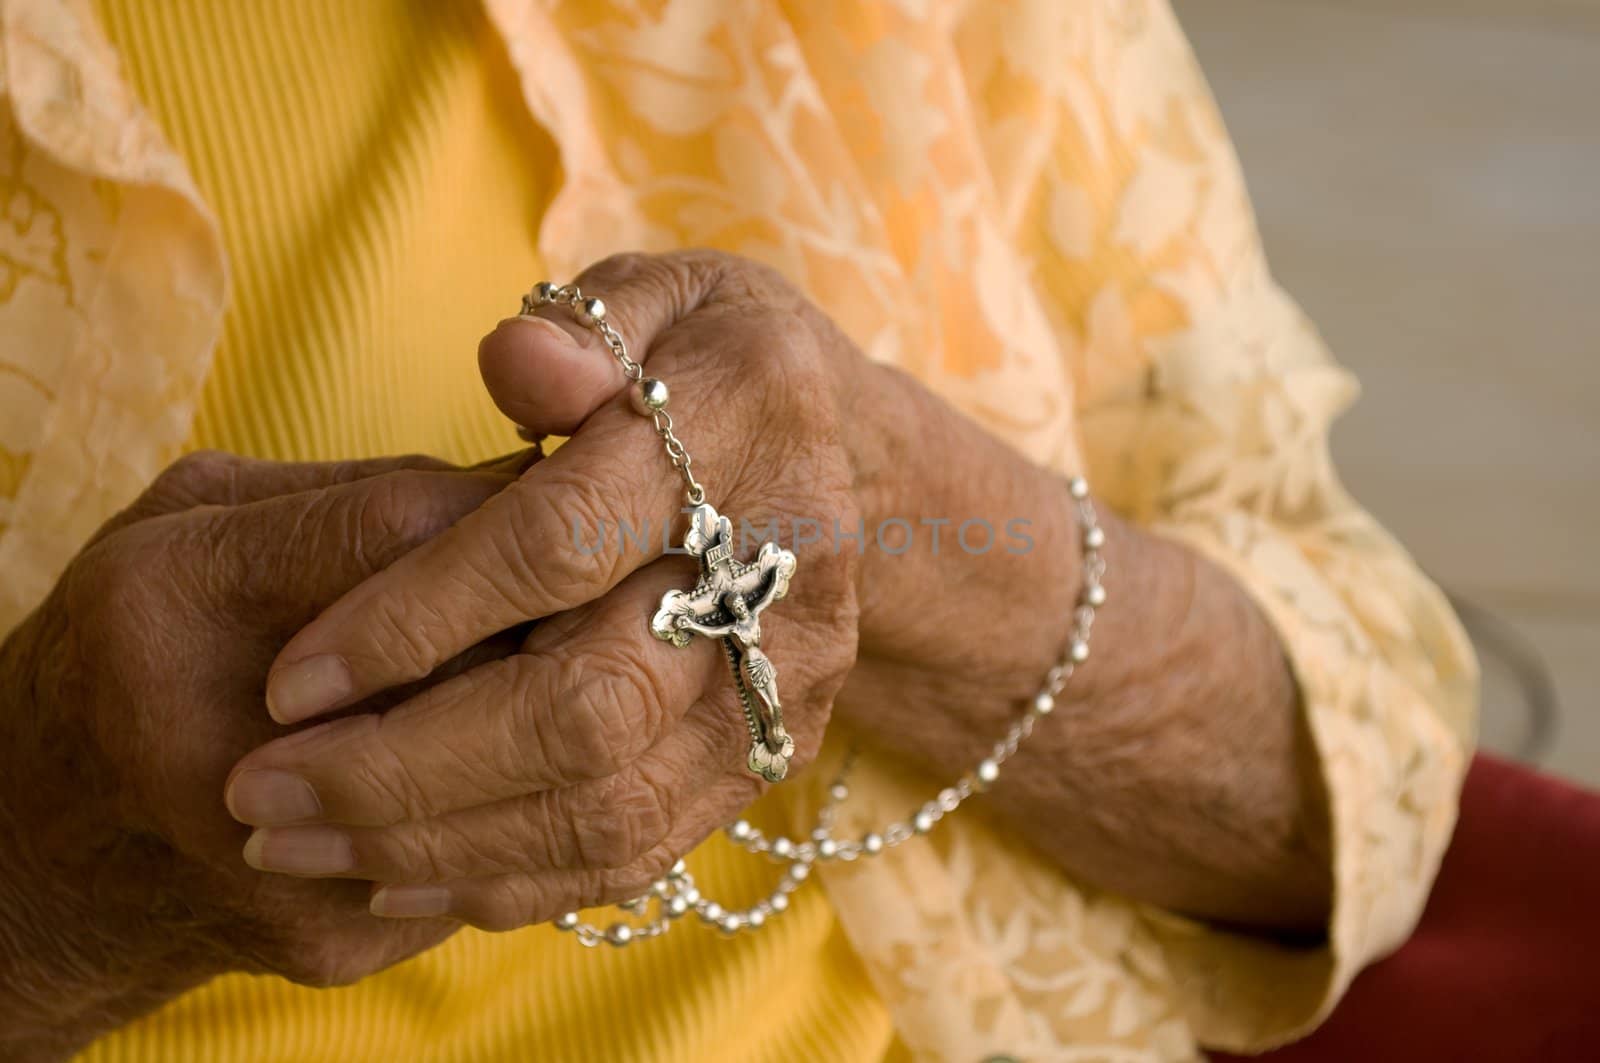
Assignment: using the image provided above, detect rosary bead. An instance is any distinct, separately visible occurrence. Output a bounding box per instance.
[700,902,725,923]
[1032,692,1055,716]
[772,837,795,859]
[681,887,701,906]
[745,909,767,929]
[769,893,790,913]
[1069,476,1090,499]
[666,895,690,919]
[976,758,1000,786]
[1084,526,1106,549]
[862,832,885,854]
[631,377,670,415]
[1070,639,1090,663]
[1086,583,1107,607]
[787,862,811,883]
[577,297,606,325]
[605,923,634,947]
[817,839,839,860]
[727,819,753,842]
[913,810,936,834]
[555,912,580,931]
[532,281,559,305]
[719,914,744,935]
[668,858,688,879]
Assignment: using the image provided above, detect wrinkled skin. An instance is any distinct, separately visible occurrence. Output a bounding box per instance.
[0,453,529,1054]
[222,251,1323,936]
[226,253,872,928]
[1,251,1327,1061]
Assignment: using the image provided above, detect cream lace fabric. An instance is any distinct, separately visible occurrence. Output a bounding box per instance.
[0,0,1476,1059]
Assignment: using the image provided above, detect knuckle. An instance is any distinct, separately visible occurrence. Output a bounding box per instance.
[752,322,830,403]
[66,530,172,659]
[364,586,454,679]
[342,716,433,825]
[349,471,446,559]
[513,792,581,870]
[388,820,458,883]
[544,771,668,870]
[72,535,145,613]
[482,863,669,927]
[153,449,236,504]
[536,652,661,783]
[585,858,673,912]
[469,876,541,933]
[543,676,628,781]
[765,315,821,365]
[695,251,788,310]
[652,250,726,308]
[580,249,728,335]
[505,470,624,604]
[560,771,673,870]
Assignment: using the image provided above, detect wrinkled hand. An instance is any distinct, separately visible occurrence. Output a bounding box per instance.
[227,252,874,929]
[0,451,520,1048]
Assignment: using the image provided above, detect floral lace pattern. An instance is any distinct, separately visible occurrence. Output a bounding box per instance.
[0,0,227,630]
[0,0,1475,1058]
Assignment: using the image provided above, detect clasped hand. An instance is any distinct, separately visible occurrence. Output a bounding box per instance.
[225,251,867,931]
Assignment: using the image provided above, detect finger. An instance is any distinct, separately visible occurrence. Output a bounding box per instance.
[262,397,702,724]
[366,772,759,929]
[203,468,513,609]
[231,564,725,825]
[266,253,794,725]
[93,451,461,544]
[479,250,731,436]
[467,446,544,477]
[239,689,753,882]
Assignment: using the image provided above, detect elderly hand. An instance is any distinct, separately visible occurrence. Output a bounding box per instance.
[226,252,889,928]
[0,453,521,1056]
[229,250,1329,935]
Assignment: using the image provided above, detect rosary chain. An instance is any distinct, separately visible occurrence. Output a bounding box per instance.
[524,282,705,505]
[520,282,1105,947]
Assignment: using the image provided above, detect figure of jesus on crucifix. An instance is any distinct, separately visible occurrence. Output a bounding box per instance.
[651,503,799,782]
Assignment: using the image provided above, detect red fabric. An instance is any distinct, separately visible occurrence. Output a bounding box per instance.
[1211,754,1600,1061]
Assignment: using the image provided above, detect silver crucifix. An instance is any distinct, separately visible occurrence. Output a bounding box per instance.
[650,503,798,782]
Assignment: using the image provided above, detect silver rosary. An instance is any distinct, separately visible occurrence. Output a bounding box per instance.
[521,281,1106,947]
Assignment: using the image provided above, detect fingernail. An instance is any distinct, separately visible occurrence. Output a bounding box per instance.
[370,885,453,919]
[267,654,352,723]
[243,826,354,876]
[513,313,588,349]
[226,769,322,825]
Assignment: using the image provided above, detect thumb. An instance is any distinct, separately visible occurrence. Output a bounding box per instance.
[478,251,727,436]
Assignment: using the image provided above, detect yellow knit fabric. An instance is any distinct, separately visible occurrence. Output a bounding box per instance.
[85,2,894,1060]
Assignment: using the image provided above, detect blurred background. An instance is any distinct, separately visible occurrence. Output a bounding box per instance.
[1176,0,1598,785]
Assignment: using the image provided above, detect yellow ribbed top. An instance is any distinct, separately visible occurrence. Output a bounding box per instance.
[85,2,895,1059]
